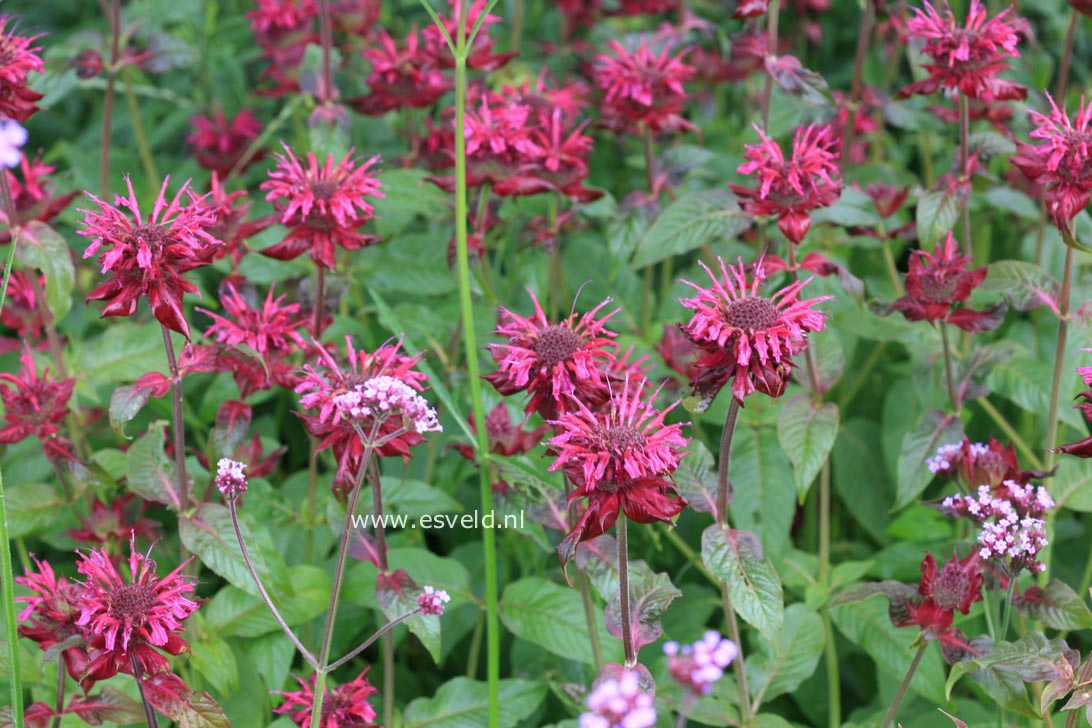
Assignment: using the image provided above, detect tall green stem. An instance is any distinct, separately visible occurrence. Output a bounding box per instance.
[879,643,927,728]
[760,0,780,131]
[617,515,636,668]
[0,200,22,726]
[940,323,960,414]
[98,0,121,198]
[1043,243,1075,583]
[958,94,972,258]
[451,2,500,722]
[161,327,190,517]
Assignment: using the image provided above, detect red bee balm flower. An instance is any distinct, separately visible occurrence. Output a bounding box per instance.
[1011,96,1092,231]
[679,257,832,406]
[75,537,198,688]
[485,290,618,420]
[295,337,436,491]
[260,143,384,269]
[0,345,76,461]
[16,556,88,683]
[0,17,45,122]
[594,40,695,134]
[275,670,379,728]
[889,232,1004,332]
[550,377,688,560]
[200,284,307,359]
[899,0,1025,102]
[187,107,263,177]
[892,551,982,653]
[79,176,220,338]
[731,123,842,245]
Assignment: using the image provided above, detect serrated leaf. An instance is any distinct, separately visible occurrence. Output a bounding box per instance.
[180,503,289,598]
[777,394,839,502]
[500,577,619,666]
[916,184,966,248]
[979,260,1061,315]
[895,408,963,510]
[673,439,718,517]
[701,525,784,644]
[730,423,796,557]
[126,421,181,509]
[189,633,239,693]
[604,570,681,652]
[747,603,824,705]
[631,189,750,268]
[15,221,74,321]
[4,482,65,538]
[1013,581,1092,631]
[403,678,545,728]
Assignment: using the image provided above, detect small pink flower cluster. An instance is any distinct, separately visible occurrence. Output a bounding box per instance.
[417,585,450,616]
[332,375,442,435]
[663,631,739,696]
[927,442,981,474]
[942,482,1053,574]
[579,670,657,728]
[215,458,249,500]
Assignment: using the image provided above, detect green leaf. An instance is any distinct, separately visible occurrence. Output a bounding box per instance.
[946,633,1073,719]
[630,189,750,269]
[126,421,181,509]
[371,169,447,237]
[830,597,947,705]
[979,261,1060,314]
[895,408,963,510]
[204,566,330,639]
[500,577,619,666]
[777,394,839,503]
[15,221,74,321]
[811,186,883,228]
[832,419,893,543]
[4,482,65,538]
[109,383,153,439]
[673,439,718,517]
[377,569,444,663]
[701,525,784,643]
[1013,581,1092,631]
[604,570,681,651]
[74,322,165,389]
[729,422,796,557]
[747,603,824,706]
[180,503,289,598]
[403,678,545,728]
[916,184,966,248]
[189,633,239,693]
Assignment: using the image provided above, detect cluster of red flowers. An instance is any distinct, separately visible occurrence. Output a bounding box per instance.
[1012,96,1092,232]
[890,550,983,662]
[1054,356,1092,458]
[594,40,695,135]
[0,16,44,122]
[17,537,198,698]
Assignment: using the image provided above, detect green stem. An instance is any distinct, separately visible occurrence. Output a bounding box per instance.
[761,0,780,131]
[716,401,741,523]
[547,193,561,321]
[821,613,841,728]
[99,0,121,198]
[49,657,64,728]
[0,463,22,727]
[121,68,159,185]
[617,515,636,668]
[161,327,191,517]
[131,654,160,728]
[958,94,972,258]
[940,323,960,414]
[982,583,998,640]
[881,240,903,296]
[879,642,927,728]
[451,3,500,722]
[998,577,1016,641]
[1043,242,1075,583]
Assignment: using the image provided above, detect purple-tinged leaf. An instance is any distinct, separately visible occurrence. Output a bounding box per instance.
[604,570,681,652]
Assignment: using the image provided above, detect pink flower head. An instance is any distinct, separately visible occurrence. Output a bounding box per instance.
[0,153,80,241]
[579,669,657,728]
[899,0,1026,102]
[679,257,832,406]
[200,284,307,359]
[0,17,45,121]
[216,458,249,500]
[927,436,1044,491]
[0,267,47,339]
[734,0,769,18]
[187,107,263,177]
[16,556,88,683]
[0,345,76,461]
[891,551,983,652]
[352,29,450,115]
[78,176,220,338]
[550,378,688,560]
[275,670,379,728]
[295,337,432,490]
[1011,95,1092,231]
[484,290,618,420]
[889,232,1003,332]
[594,40,695,134]
[417,585,450,615]
[731,123,842,245]
[663,631,739,695]
[260,143,384,270]
[247,0,318,33]
[75,536,198,688]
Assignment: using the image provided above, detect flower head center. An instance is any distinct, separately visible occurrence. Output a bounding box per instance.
[132,223,168,251]
[310,179,338,200]
[932,561,971,611]
[918,272,962,303]
[596,423,647,454]
[533,325,582,370]
[723,296,779,331]
[974,450,1005,476]
[110,582,156,620]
